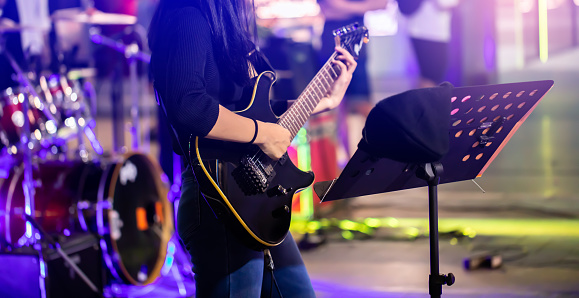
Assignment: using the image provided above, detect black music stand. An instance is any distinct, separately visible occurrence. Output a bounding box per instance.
[313,80,554,298]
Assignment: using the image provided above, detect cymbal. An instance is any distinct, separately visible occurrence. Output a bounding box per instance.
[52,8,137,25]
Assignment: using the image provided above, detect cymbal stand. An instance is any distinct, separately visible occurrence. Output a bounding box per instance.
[1,41,43,245]
[89,27,151,152]
[66,77,103,160]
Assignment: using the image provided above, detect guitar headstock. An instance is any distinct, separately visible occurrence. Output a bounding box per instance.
[333,22,369,59]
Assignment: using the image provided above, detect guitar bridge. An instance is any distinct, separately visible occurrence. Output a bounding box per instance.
[232,155,272,195]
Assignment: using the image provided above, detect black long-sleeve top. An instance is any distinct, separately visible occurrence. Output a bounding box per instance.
[151,6,245,154]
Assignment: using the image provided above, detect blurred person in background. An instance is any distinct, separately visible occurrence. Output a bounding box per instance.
[400,0,460,88]
[310,0,387,218]
[0,0,51,90]
[318,0,387,117]
[316,0,388,153]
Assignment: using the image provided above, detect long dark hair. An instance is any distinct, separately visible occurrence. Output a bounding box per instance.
[148,0,257,85]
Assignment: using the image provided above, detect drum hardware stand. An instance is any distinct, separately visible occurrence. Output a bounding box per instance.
[313,80,554,297]
[23,214,102,296]
[70,79,103,160]
[164,236,195,297]
[1,39,50,246]
[89,27,152,153]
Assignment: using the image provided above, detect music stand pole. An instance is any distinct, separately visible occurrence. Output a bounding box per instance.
[416,163,455,298]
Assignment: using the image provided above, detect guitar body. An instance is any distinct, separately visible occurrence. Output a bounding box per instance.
[192,71,315,250]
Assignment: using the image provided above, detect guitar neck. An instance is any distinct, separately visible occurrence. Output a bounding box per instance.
[277,52,342,139]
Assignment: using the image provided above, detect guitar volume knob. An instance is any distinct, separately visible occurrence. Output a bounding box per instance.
[272,205,290,218]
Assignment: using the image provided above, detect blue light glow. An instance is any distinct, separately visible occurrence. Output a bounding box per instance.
[100,239,121,280]
[161,241,176,275]
[39,259,46,278]
[26,221,32,238]
[161,256,174,276]
[90,34,103,44]
[84,127,103,155]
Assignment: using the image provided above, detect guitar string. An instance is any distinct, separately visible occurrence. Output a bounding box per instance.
[278,51,340,137]
[247,51,342,175]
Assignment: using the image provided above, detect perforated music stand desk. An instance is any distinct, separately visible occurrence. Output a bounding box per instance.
[313,80,554,297]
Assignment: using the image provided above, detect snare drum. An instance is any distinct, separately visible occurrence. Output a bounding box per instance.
[0,153,173,285]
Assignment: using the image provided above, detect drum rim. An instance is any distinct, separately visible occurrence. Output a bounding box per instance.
[104,152,173,286]
[3,165,24,244]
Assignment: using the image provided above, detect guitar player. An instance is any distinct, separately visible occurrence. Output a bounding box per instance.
[148,0,357,296]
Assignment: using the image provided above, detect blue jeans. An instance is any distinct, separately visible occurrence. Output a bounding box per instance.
[177,168,316,298]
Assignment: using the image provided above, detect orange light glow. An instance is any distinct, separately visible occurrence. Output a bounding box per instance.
[136,207,148,231]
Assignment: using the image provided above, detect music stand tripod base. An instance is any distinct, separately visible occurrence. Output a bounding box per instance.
[314,80,554,297]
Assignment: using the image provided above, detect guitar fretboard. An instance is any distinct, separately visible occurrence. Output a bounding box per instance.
[277,52,341,139]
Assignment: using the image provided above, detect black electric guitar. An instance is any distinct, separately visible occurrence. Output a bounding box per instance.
[192,23,369,250]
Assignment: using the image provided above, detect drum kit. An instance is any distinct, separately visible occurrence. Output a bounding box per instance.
[0,6,187,295]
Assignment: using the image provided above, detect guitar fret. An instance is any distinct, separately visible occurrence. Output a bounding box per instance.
[315,78,327,97]
[333,64,342,78]
[312,80,324,98]
[299,101,310,122]
[305,96,315,111]
[303,96,315,110]
[291,123,300,136]
[288,113,298,130]
[326,64,339,79]
[289,117,300,134]
[292,105,304,125]
[318,76,330,92]
[321,70,332,88]
[305,89,316,104]
[309,92,320,108]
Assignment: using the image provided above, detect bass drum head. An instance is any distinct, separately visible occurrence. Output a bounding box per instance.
[97,152,173,285]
